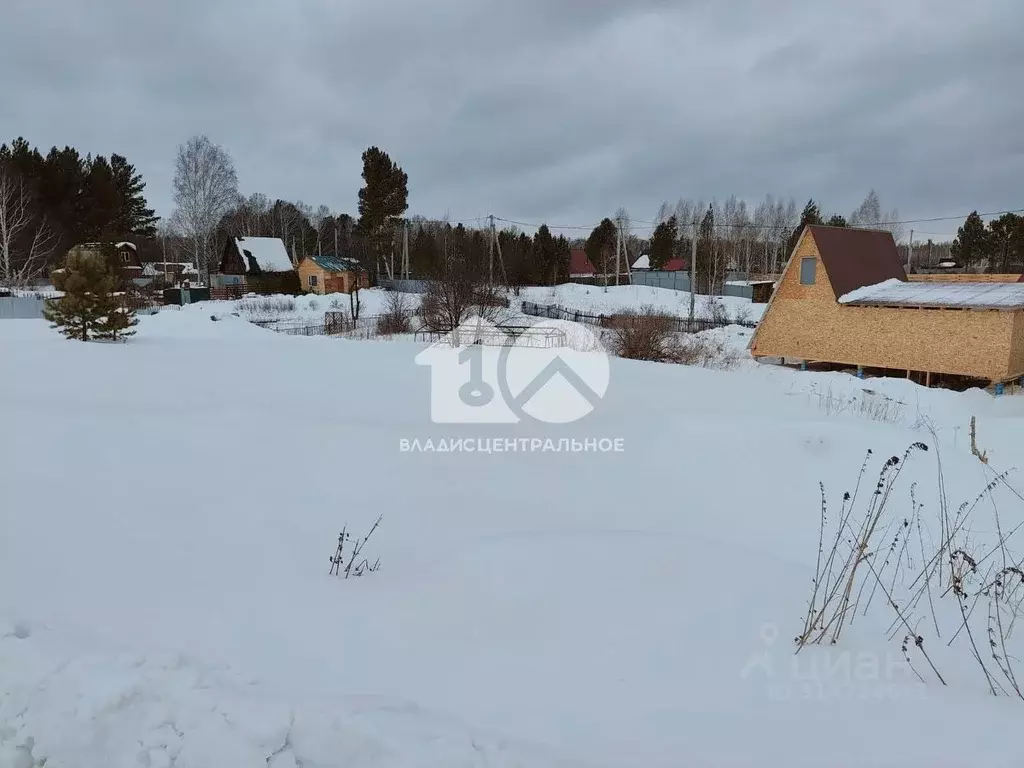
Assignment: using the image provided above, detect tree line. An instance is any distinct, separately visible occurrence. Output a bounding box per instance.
[0,138,156,285]
[3,131,1021,291]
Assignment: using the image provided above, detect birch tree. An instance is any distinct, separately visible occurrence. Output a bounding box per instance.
[309,204,332,255]
[171,136,239,282]
[0,168,57,286]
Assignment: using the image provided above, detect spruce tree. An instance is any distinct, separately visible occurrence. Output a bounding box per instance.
[43,249,118,341]
[826,214,848,227]
[533,224,558,285]
[111,154,157,237]
[585,218,618,284]
[649,216,677,269]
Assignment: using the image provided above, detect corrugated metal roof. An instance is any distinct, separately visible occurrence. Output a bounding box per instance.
[309,254,364,272]
[840,278,1024,309]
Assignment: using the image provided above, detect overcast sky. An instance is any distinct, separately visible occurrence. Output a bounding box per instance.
[2,0,1021,239]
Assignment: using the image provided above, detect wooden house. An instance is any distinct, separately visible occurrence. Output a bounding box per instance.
[749,225,1024,387]
[296,254,369,295]
[69,242,142,279]
[213,237,298,295]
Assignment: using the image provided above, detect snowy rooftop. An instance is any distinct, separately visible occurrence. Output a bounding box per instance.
[840,278,1024,309]
[235,237,294,273]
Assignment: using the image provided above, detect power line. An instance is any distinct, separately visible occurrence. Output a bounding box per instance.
[428,206,1024,238]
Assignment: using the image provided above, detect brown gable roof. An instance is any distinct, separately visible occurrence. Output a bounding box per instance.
[807,225,906,299]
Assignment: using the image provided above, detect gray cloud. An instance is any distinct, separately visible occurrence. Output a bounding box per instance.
[1,0,1021,238]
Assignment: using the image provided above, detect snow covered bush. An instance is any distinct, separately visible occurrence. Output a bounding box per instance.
[236,297,296,322]
[703,296,730,325]
[606,308,686,362]
[377,292,413,336]
[732,304,752,326]
[607,309,739,369]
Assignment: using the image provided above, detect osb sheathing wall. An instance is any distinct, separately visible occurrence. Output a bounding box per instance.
[750,230,1024,381]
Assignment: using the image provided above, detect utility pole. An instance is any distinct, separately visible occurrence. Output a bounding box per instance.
[615,216,622,287]
[488,214,499,286]
[402,220,409,280]
[688,219,698,324]
[906,229,914,273]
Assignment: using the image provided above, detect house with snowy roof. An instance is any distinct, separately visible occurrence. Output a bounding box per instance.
[213,237,298,295]
[749,225,1024,390]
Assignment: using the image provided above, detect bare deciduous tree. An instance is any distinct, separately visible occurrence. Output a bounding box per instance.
[0,168,57,287]
[171,135,239,283]
[420,238,508,336]
[309,204,332,255]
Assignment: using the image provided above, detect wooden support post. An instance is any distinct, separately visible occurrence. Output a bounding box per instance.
[995,381,1005,397]
[856,366,864,379]
[800,360,807,371]
[926,371,931,387]
[906,369,911,380]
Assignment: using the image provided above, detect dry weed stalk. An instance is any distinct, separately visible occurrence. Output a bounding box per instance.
[800,425,1024,698]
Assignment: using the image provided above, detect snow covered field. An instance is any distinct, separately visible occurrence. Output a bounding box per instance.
[3,312,1024,766]
[517,284,766,323]
[204,283,763,330]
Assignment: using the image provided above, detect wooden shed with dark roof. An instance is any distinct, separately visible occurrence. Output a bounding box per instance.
[749,225,1024,387]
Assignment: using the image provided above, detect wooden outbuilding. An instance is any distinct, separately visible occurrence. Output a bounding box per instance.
[749,225,1024,387]
[212,236,299,296]
[296,254,369,295]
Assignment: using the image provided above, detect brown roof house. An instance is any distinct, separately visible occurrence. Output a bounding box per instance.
[749,225,1024,387]
[68,241,141,277]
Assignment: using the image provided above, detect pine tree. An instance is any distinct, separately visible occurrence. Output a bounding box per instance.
[951,211,993,270]
[786,199,824,254]
[826,214,848,227]
[988,213,1023,273]
[696,205,716,294]
[95,290,138,341]
[43,249,118,341]
[357,147,409,271]
[649,216,676,269]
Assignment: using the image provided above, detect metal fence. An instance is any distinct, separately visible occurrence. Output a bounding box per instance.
[378,278,429,294]
[0,296,47,319]
[623,271,773,301]
[520,301,757,332]
[629,271,691,292]
[250,315,387,340]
